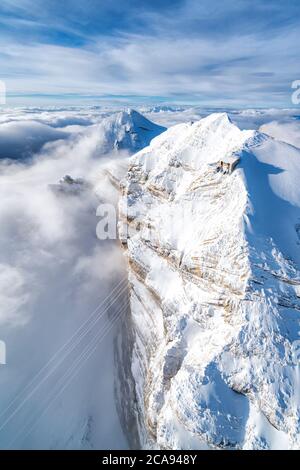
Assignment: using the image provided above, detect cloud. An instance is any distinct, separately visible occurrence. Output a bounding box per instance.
[0,0,299,106]
[0,109,129,449]
[0,264,30,326]
[0,120,69,159]
[0,31,298,106]
[140,105,300,131]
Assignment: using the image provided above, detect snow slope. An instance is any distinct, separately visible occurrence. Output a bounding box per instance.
[119,113,300,449]
[259,120,300,149]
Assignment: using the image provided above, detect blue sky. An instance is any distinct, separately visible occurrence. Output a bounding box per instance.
[0,0,299,107]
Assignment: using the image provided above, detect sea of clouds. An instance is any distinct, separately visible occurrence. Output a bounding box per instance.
[0,106,130,449]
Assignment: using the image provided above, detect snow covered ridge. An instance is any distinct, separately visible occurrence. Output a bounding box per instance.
[119,112,300,449]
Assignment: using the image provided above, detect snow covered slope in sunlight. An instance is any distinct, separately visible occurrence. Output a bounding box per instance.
[259,120,300,149]
[119,113,300,449]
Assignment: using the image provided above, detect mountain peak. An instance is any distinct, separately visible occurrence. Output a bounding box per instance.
[90,110,166,155]
[201,111,232,124]
[135,112,254,170]
[116,108,165,133]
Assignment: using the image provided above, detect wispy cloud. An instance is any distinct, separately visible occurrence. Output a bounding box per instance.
[0,0,299,106]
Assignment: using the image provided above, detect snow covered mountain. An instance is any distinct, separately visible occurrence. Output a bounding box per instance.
[85,109,166,156]
[118,113,300,449]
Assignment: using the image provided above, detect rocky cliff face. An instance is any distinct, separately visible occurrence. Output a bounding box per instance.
[119,113,300,449]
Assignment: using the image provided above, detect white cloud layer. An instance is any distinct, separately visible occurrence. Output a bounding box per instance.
[0,109,129,449]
